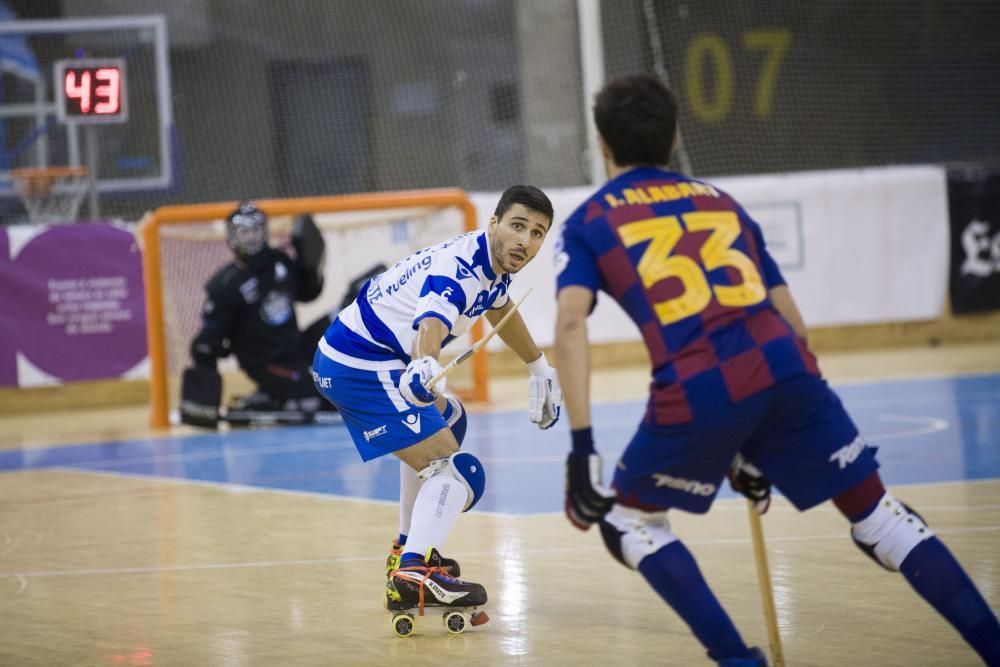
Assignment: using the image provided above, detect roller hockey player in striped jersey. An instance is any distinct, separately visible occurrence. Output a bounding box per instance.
[312,185,562,624]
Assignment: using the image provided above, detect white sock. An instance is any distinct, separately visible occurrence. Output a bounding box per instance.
[398,460,421,542]
[403,474,469,560]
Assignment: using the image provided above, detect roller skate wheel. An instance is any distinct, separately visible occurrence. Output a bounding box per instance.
[470,611,489,626]
[392,613,415,637]
[443,611,467,634]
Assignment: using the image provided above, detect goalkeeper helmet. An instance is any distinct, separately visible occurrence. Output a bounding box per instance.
[225,201,269,270]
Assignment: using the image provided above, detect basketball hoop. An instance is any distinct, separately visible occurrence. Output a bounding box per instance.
[9,166,89,225]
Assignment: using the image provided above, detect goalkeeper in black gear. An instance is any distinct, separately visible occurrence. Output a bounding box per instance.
[180,201,333,428]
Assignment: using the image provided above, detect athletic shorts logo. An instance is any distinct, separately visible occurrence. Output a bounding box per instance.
[829,435,867,470]
[311,371,332,389]
[651,473,716,496]
[402,413,421,433]
[363,425,388,442]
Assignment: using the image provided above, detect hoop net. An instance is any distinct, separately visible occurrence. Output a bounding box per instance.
[10,166,89,224]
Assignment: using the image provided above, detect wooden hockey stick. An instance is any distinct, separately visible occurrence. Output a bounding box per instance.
[426,287,532,390]
[747,501,786,667]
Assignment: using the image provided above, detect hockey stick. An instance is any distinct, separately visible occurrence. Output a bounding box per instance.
[747,501,785,667]
[427,287,532,389]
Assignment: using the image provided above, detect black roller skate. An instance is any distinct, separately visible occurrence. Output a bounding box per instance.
[385,548,489,637]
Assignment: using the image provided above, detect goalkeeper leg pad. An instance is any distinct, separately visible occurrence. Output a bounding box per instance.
[599,504,678,570]
[851,493,934,571]
[180,366,222,429]
[418,452,485,512]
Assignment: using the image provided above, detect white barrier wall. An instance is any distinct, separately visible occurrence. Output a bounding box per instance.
[471,165,950,350]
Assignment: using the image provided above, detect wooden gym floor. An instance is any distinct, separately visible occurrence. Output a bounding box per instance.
[0,342,998,666]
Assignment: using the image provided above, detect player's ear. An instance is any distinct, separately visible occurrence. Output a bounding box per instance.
[489,215,499,229]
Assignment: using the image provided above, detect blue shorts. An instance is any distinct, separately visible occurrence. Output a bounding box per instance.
[312,349,447,462]
[612,374,879,513]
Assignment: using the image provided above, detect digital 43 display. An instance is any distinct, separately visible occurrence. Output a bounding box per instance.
[54,59,128,124]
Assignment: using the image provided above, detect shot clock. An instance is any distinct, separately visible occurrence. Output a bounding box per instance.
[53,58,128,124]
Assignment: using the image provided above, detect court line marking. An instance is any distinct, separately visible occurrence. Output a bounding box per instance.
[1,524,996,581]
[4,373,996,459]
[865,415,949,442]
[6,466,995,521]
[2,371,994,475]
[0,411,952,474]
[26,467,522,519]
[50,438,358,471]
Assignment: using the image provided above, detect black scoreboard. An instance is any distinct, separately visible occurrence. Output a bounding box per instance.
[54,59,128,124]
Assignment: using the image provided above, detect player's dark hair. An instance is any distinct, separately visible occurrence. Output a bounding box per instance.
[593,74,677,167]
[494,184,554,227]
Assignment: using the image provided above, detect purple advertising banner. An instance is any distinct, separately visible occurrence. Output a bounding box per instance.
[0,223,147,387]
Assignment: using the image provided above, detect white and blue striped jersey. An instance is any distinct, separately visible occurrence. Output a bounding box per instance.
[318,231,512,370]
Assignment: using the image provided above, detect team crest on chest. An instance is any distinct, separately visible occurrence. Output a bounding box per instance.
[260,291,293,325]
[464,281,508,318]
[455,256,478,281]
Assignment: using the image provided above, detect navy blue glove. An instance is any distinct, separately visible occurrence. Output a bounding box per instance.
[728,453,772,515]
[565,428,615,530]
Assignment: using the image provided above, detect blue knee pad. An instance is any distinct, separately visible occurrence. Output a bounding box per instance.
[449,451,485,511]
[442,395,468,446]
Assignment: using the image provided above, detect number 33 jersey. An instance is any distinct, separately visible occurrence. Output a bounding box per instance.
[556,166,819,425]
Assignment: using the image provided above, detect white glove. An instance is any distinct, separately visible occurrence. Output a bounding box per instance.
[399,356,445,407]
[527,355,562,429]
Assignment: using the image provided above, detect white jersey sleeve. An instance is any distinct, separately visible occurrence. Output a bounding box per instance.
[323,231,512,368]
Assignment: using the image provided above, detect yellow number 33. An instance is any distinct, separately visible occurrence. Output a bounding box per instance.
[618,211,766,326]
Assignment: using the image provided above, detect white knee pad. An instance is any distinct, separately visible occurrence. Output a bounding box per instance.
[599,504,678,570]
[851,493,934,571]
[417,451,486,512]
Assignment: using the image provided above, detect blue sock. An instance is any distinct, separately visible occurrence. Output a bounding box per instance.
[401,551,424,564]
[396,533,407,547]
[638,541,750,661]
[900,537,1000,664]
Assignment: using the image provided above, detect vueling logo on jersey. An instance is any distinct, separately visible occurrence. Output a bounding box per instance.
[829,435,867,470]
[385,255,433,295]
[464,282,508,318]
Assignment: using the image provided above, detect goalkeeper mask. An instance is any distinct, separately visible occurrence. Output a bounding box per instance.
[225,202,269,271]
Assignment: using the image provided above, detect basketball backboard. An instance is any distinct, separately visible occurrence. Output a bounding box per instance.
[0,14,173,204]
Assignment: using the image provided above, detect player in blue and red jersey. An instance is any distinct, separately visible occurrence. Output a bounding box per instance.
[554,74,1000,666]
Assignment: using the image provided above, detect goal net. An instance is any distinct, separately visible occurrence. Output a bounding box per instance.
[140,189,485,428]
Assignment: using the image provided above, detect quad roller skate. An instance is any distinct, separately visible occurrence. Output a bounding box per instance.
[385,548,489,637]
